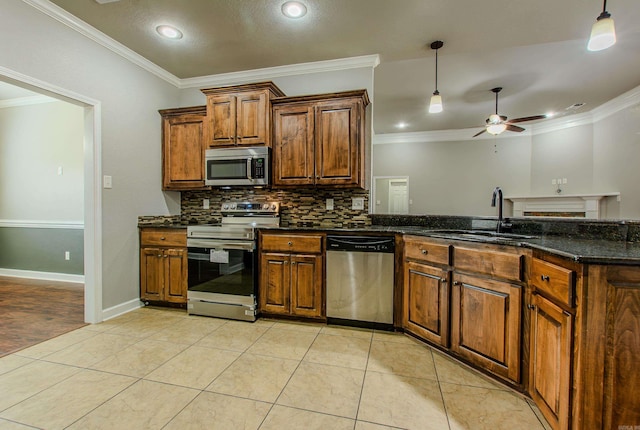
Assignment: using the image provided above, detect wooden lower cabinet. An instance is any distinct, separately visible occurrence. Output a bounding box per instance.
[260,252,323,318]
[404,261,450,347]
[529,294,572,430]
[140,247,187,304]
[451,272,522,383]
[139,228,187,305]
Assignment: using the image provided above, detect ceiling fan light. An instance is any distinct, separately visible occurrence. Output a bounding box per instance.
[588,15,616,51]
[488,114,502,124]
[429,92,443,113]
[487,123,507,135]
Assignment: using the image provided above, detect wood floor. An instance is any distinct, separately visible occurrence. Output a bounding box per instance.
[0,276,85,357]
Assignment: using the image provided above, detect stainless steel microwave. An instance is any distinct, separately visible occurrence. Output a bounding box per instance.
[204,146,270,187]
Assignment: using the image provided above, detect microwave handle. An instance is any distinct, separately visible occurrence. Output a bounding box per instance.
[246,157,253,180]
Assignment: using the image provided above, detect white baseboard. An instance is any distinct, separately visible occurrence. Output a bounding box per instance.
[102,298,144,321]
[0,268,84,284]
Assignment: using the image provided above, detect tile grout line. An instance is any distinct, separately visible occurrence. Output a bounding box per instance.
[255,326,322,429]
[431,347,455,430]
[352,330,374,429]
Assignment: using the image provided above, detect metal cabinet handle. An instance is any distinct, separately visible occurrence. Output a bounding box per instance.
[157,254,162,258]
[288,241,293,246]
[440,278,447,283]
[160,237,166,240]
[164,255,168,258]
[527,304,536,310]
[453,281,460,286]
[541,275,550,282]
[292,262,296,265]
[421,249,428,255]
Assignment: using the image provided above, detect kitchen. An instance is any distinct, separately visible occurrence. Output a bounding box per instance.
[1,0,640,429]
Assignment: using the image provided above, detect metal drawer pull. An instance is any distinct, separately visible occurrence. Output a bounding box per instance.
[527,304,536,310]
[160,237,166,240]
[541,275,550,281]
[421,249,428,254]
[288,241,293,246]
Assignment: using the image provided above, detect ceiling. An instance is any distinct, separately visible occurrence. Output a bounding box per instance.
[17,0,640,134]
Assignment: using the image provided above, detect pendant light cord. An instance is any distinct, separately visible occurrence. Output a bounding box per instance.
[434,48,439,94]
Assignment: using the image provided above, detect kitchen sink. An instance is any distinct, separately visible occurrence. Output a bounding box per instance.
[426,229,537,242]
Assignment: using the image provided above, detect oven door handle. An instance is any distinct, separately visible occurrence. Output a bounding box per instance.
[187,239,255,251]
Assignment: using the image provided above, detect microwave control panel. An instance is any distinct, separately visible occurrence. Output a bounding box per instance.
[254,158,265,178]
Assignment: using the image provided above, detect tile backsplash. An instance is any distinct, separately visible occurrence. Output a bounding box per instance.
[181,188,371,228]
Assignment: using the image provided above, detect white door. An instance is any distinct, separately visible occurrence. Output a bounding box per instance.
[389,180,409,214]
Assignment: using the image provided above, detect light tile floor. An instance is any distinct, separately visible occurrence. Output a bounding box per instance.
[0,307,552,430]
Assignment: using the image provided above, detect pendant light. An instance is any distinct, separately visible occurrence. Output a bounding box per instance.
[587,0,616,51]
[429,40,444,114]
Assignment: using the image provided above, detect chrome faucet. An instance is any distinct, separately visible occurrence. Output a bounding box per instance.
[491,186,505,233]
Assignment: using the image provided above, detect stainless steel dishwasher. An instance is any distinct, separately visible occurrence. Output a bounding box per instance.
[326,235,395,328]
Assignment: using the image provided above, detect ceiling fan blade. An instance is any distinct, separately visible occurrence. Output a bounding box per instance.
[508,115,546,124]
[473,129,487,137]
[506,124,525,133]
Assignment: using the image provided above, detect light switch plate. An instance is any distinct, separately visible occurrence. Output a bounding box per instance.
[103,175,112,189]
[203,199,210,209]
[326,198,334,210]
[352,197,364,210]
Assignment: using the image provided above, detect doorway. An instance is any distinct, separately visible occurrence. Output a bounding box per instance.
[372,176,410,214]
[0,66,102,324]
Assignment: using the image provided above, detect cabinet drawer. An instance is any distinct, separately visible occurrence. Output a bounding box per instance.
[453,247,524,282]
[140,228,187,247]
[261,234,323,253]
[530,258,575,308]
[404,236,450,265]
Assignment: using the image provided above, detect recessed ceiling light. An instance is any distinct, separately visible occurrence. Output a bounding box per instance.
[282,1,307,19]
[396,122,409,129]
[545,112,555,118]
[156,25,183,40]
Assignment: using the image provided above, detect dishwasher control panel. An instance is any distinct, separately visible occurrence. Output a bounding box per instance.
[326,236,395,253]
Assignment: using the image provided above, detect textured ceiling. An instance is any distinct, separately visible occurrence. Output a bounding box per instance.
[27,0,640,133]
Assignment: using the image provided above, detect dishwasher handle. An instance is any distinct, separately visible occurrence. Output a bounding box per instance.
[326,235,395,253]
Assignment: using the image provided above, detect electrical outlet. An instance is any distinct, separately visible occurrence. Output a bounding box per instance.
[203,199,210,209]
[65,251,70,261]
[352,197,364,210]
[557,178,562,185]
[326,198,334,210]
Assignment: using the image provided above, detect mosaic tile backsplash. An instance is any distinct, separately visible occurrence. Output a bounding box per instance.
[180,188,371,228]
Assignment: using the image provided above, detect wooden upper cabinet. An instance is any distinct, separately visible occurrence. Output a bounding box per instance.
[315,99,360,185]
[272,90,370,188]
[272,103,315,185]
[159,106,207,190]
[201,82,285,148]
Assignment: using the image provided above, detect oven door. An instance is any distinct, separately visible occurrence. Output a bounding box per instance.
[187,239,256,296]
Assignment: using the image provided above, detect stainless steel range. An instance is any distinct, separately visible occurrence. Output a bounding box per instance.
[186,201,280,321]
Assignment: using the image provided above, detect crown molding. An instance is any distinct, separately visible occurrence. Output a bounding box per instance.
[0,95,57,109]
[179,54,381,89]
[373,127,531,145]
[591,84,640,122]
[21,0,181,87]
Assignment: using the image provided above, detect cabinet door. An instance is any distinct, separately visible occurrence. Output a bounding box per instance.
[404,261,450,347]
[207,94,236,147]
[529,294,572,430]
[290,254,323,318]
[314,100,359,186]
[162,113,206,190]
[164,248,188,303]
[140,247,164,301]
[451,273,522,383]
[272,104,315,186]
[236,92,267,146]
[259,253,291,315]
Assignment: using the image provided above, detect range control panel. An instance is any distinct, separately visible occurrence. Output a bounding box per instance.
[221,201,280,215]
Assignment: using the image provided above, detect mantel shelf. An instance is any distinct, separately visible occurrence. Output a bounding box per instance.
[505,193,620,219]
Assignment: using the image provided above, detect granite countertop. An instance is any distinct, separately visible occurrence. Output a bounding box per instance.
[138,218,640,265]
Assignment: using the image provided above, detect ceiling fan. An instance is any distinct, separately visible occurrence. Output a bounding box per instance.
[473,87,547,137]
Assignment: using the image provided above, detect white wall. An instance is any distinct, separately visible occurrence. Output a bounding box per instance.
[1,0,180,310]
[0,100,83,221]
[373,102,640,219]
[373,135,531,216]
[593,104,640,219]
